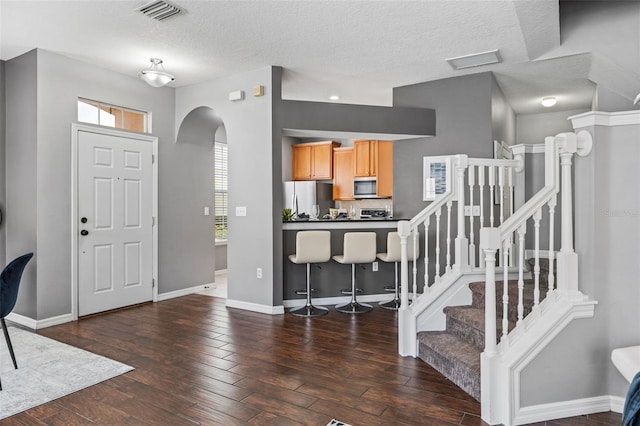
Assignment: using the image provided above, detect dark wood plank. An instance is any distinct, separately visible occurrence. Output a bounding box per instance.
[0,293,619,426]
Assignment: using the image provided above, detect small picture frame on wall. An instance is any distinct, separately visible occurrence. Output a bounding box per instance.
[423,156,453,201]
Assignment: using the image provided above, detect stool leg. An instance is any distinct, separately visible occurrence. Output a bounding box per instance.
[379,261,401,310]
[290,263,328,317]
[336,264,372,314]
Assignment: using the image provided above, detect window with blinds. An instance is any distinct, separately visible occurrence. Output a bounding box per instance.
[215,143,228,241]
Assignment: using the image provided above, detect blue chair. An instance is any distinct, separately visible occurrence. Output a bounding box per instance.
[0,252,34,391]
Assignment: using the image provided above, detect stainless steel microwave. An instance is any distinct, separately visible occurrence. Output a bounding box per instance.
[353,177,379,198]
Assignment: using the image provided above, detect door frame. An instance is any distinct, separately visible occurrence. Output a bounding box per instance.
[71,123,158,320]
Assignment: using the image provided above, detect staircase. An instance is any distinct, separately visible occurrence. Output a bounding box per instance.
[396,132,596,425]
[417,277,541,401]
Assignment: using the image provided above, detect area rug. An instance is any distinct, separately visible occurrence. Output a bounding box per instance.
[0,326,134,419]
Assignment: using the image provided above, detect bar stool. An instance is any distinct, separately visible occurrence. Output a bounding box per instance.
[288,231,331,317]
[333,232,376,314]
[377,231,419,310]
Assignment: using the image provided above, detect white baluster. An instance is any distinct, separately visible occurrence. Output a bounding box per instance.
[398,222,410,310]
[412,229,418,300]
[498,166,505,226]
[488,165,495,228]
[502,239,510,340]
[423,217,430,293]
[435,207,442,283]
[547,195,557,296]
[484,246,498,356]
[446,200,452,273]
[468,165,476,268]
[508,167,515,267]
[478,166,485,268]
[533,208,542,308]
[517,224,526,324]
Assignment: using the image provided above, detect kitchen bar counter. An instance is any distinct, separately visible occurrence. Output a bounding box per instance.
[282,220,405,306]
[282,218,402,230]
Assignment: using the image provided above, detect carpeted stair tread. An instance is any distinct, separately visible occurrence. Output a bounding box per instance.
[443,305,512,350]
[417,331,481,400]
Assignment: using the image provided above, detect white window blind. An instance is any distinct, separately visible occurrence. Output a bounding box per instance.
[214,143,228,241]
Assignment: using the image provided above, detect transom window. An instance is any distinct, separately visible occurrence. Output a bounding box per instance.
[215,142,228,242]
[78,98,149,133]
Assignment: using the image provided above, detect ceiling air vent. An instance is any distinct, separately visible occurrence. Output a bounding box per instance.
[137,0,183,21]
[446,49,502,70]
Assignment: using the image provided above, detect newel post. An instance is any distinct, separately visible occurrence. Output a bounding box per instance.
[556,131,593,299]
[398,220,416,357]
[455,155,470,271]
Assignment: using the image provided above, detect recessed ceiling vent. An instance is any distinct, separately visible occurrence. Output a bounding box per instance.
[137,0,183,21]
[446,49,502,70]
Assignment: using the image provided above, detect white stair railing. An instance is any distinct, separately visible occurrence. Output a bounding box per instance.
[480,131,593,424]
[397,154,524,357]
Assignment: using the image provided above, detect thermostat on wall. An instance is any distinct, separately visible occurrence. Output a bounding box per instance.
[229,90,244,101]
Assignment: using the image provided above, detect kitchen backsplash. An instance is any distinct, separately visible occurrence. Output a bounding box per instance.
[336,199,393,215]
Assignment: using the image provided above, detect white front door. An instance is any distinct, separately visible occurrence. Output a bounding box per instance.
[77,129,154,316]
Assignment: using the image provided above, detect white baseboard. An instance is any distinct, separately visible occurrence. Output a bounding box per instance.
[225,299,285,315]
[515,395,620,425]
[283,293,392,308]
[6,312,74,330]
[215,269,228,276]
[157,284,208,301]
[610,395,625,413]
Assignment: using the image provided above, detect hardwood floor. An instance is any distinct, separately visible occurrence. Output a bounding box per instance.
[3,295,623,425]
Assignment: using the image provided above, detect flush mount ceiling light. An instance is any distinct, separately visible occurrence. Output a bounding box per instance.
[634,93,640,105]
[138,58,175,87]
[541,97,557,107]
[329,95,340,101]
[446,49,502,70]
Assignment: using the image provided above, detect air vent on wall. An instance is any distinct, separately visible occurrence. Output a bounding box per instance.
[137,0,183,21]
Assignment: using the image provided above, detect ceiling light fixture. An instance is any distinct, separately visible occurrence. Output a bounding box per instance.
[634,93,640,105]
[138,58,175,87]
[541,97,557,107]
[329,95,340,101]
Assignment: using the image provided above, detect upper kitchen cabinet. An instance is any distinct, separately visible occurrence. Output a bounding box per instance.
[332,147,355,200]
[292,141,341,180]
[354,140,393,197]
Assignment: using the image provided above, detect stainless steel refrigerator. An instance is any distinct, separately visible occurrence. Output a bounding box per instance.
[283,181,333,218]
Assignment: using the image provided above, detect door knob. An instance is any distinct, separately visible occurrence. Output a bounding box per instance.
[80,230,89,236]
[81,217,88,223]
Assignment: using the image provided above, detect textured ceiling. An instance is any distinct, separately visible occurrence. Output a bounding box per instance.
[1,0,638,115]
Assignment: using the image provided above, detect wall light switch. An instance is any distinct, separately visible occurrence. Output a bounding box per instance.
[204,206,210,216]
[236,206,247,216]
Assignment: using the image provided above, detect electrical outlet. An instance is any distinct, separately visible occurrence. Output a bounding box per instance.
[372,261,379,272]
[256,268,262,279]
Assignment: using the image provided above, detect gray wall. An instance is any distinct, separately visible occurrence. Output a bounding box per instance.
[175,66,277,307]
[0,59,5,267]
[5,51,38,318]
[491,74,516,146]
[517,109,590,145]
[521,120,640,404]
[392,72,498,219]
[5,49,177,320]
[215,244,227,271]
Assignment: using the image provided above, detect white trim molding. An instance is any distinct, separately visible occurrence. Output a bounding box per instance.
[6,312,74,330]
[226,299,285,315]
[283,293,390,309]
[570,110,640,128]
[510,144,546,155]
[157,284,208,301]
[515,396,616,425]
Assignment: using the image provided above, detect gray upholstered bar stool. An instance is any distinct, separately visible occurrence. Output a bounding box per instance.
[377,231,419,310]
[288,231,331,317]
[333,232,376,314]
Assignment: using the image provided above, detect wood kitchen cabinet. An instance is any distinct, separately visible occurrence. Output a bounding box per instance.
[353,140,393,197]
[291,141,341,180]
[332,147,355,200]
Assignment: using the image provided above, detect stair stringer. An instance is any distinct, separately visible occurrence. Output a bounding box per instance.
[481,291,597,426]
